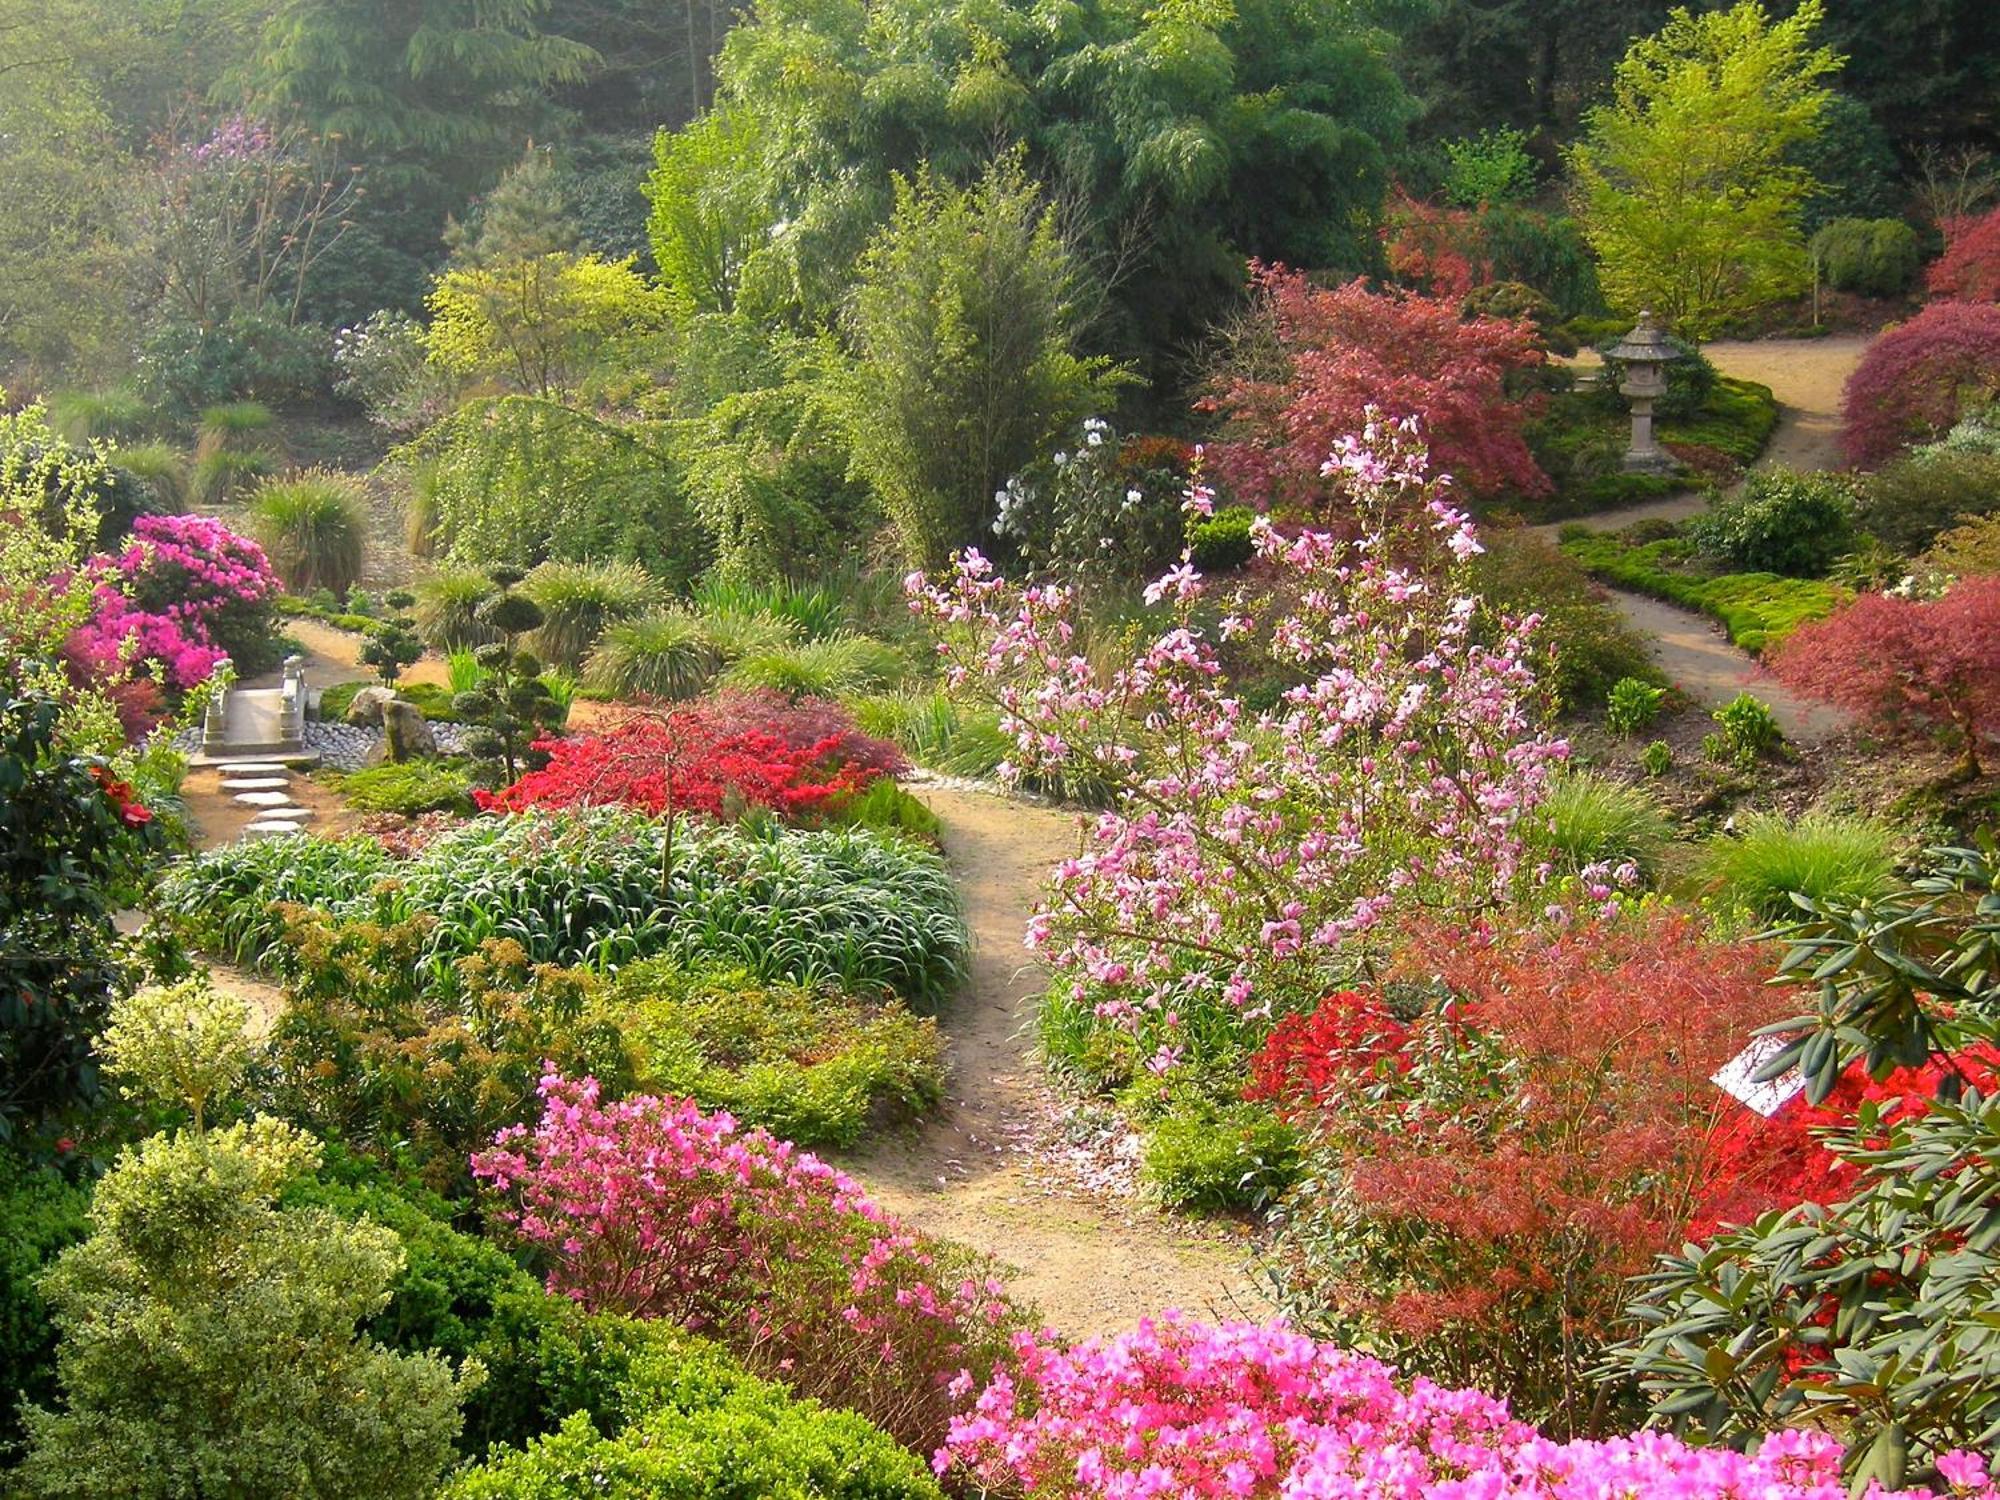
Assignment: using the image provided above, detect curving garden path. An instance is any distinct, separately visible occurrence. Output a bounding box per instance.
[1536,335,1871,742]
[845,784,1265,1335]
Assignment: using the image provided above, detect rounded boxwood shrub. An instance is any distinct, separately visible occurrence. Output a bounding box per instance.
[1684,468,1857,578]
[1809,217,1922,297]
[1188,507,1256,573]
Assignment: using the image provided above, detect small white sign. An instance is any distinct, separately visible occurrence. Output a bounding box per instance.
[1712,1035,1808,1119]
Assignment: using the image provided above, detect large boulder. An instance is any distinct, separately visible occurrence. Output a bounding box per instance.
[344,686,396,728]
[370,700,438,765]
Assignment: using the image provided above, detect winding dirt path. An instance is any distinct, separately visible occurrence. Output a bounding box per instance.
[843,784,1264,1336]
[1536,336,1870,741]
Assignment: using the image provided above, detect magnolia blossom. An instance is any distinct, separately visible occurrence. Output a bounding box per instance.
[908,418,1567,1047]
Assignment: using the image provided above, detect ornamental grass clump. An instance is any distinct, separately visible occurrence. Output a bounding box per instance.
[247,469,369,596]
[473,1073,1023,1456]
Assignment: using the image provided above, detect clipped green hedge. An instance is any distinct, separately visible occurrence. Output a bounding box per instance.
[1557,529,1844,653]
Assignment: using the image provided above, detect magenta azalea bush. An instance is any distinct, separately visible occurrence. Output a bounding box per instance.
[938,1315,2000,1499]
[908,417,1567,1063]
[471,1073,1022,1454]
[68,514,279,690]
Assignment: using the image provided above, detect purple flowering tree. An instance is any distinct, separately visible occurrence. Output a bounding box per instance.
[908,417,1568,1067]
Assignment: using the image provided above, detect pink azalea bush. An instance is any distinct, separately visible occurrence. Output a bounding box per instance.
[67,514,279,692]
[908,417,1567,1064]
[938,1315,2000,1499]
[471,1073,1023,1454]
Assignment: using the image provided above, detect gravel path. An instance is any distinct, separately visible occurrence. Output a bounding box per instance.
[842,784,1264,1336]
[1535,336,1871,742]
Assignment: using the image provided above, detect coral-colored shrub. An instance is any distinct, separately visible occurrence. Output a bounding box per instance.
[938,1314,2000,1499]
[1267,909,1783,1428]
[1205,263,1550,509]
[1928,209,2000,303]
[1768,577,2000,776]
[475,692,903,820]
[472,1074,1021,1455]
[1840,301,2000,466]
[1243,989,1409,1113]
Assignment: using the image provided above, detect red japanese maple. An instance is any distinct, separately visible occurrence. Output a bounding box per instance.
[1927,208,2000,303]
[1839,299,2000,465]
[1768,576,2000,776]
[1204,263,1549,511]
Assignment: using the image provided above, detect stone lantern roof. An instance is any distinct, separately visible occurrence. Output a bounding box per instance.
[1605,311,1681,364]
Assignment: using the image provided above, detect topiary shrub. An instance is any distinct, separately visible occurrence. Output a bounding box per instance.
[1841,301,2000,466]
[248,468,370,596]
[1187,506,1256,573]
[1684,468,1857,577]
[1810,217,1922,297]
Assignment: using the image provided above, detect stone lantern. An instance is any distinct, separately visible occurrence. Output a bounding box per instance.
[1606,311,1683,473]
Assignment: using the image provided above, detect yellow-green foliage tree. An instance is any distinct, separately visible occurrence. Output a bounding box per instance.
[424,253,666,399]
[1568,1,1839,339]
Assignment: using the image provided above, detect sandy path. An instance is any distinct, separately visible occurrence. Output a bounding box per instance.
[1534,336,1870,740]
[843,784,1264,1336]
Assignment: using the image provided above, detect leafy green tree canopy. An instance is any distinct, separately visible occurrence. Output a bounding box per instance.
[1568,0,1840,339]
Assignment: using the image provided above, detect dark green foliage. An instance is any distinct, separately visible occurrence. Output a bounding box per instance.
[331,761,474,816]
[1684,468,1858,577]
[359,613,426,689]
[0,1155,92,1450]
[601,962,946,1150]
[1188,508,1257,573]
[1811,217,1924,296]
[0,693,165,1138]
[1856,451,2000,552]
[1794,94,1907,232]
[135,308,331,420]
[1597,334,1717,424]
[1476,208,1606,320]
[1142,1102,1300,1214]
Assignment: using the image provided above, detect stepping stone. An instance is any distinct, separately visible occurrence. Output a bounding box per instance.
[240,821,306,841]
[216,761,289,775]
[255,806,315,822]
[233,790,297,809]
[220,776,292,792]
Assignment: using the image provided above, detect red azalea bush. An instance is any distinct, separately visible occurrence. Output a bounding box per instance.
[1266,908,1782,1429]
[1205,263,1550,510]
[1698,1042,2000,1235]
[1928,209,2000,303]
[472,1073,1022,1454]
[475,691,905,821]
[1243,988,1410,1113]
[1768,577,2000,777]
[1840,301,2000,465]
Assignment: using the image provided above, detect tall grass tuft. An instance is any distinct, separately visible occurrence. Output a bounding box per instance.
[248,469,369,595]
[49,389,153,444]
[523,560,667,670]
[694,608,797,664]
[584,611,719,700]
[850,691,1016,779]
[721,634,904,700]
[193,400,277,506]
[691,576,845,640]
[111,444,192,516]
[415,569,501,652]
[1703,811,1898,922]
[1540,773,1672,880]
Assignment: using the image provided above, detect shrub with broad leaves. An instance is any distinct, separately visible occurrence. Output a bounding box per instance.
[472,1073,1023,1455]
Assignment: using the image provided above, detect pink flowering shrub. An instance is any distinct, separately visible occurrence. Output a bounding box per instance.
[67,514,281,691]
[908,418,1567,1069]
[471,1073,1023,1455]
[938,1315,2000,1499]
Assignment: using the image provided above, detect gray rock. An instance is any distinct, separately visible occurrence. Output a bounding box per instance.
[345,686,397,727]
[370,700,438,765]
[240,821,307,841]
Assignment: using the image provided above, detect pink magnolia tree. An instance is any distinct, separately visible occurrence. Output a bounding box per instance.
[907,418,1568,1065]
[938,1314,2000,1499]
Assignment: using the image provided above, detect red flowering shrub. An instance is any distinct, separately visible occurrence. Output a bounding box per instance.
[472,1073,1022,1454]
[475,693,903,821]
[1698,1042,2000,1235]
[1205,264,1550,510]
[1243,989,1409,1113]
[1269,908,1782,1431]
[1768,577,2000,776]
[1840,300,2000,465]
[1928,209,2000,303]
